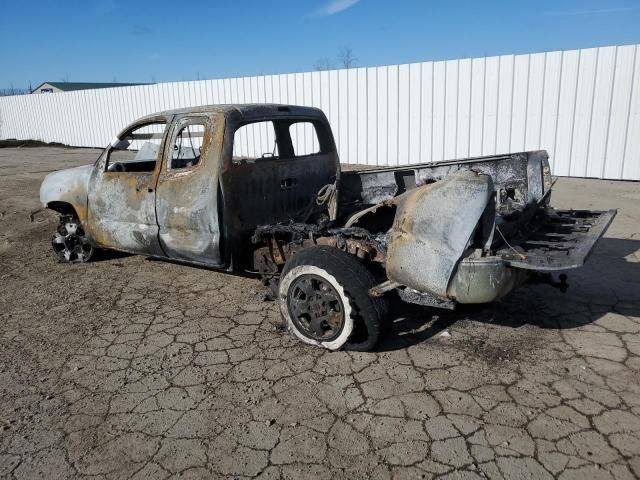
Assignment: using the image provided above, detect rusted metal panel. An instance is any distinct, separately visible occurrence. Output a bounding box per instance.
[497,209,617,271]
[219,107,340,266]
[85,117,172,256]
[340,151,551,216]
[87,167,164,255]
[41,104,338,267]
[252,225,386,272]
[155,113,224,265]
[40,164,93,222]
[385,170,494,297]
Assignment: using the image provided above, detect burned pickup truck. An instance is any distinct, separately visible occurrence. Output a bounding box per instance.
[40,104,616,351]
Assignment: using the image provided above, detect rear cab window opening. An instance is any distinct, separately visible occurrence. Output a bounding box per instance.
[289,121,320,157]
[233,121,279,164]
[232,119,329,164]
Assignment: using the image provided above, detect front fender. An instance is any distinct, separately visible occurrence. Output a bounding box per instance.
[40,164,94,222]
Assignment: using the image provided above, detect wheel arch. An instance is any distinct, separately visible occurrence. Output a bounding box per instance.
[278,245,388,351]
[46,201,79,218]
[40,164,93,223]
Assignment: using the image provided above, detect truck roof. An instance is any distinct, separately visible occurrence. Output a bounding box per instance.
[138,104,326,122]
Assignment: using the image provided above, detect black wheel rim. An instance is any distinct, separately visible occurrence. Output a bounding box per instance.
[52,221,93,262]
[287,274,345,342]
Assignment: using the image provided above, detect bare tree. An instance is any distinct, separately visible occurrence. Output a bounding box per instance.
[337,46,357,69]
[0,84,30,96]
[315,47,358,71]
[314,57,335,71]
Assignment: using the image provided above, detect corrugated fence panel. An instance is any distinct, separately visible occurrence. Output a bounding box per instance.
[570,48,598,177]
[511,54,529,152]
[387,65,400,166]
[398,64,410,166]
[526,53,546,152]
[587,46,616,178]
[468,57,483,157]
[605,45,636,179]
[345,70,356,163]
[420,62,433,165]
[443,60,458,161]
[432,61,446,162]
[375,67,388,166]
[539,52,562,165]
[483,56,500,156]
[623,46,640,180]
[1,44,639,180]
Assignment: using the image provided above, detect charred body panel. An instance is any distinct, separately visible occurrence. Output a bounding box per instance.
[40,164,94,222]
[444,208,616,304]
[40,104,338,269]
[86,114,171,256]
[386,170,494,298]
[338,151,615,305]
[496,208,617,271]
[154,114,224,265]
[219,107,340,269]
[339,151,551,219]
[257,150,614,308]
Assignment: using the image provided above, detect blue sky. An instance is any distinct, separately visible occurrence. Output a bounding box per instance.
[2,0,640,89]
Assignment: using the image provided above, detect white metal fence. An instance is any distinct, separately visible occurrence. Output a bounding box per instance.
[1,44,639,180]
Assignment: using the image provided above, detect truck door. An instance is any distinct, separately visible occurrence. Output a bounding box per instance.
[224,119,338,234]
[154,114,224,266]
[87,119,168,256]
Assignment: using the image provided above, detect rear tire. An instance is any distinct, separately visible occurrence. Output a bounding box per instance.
[278,246,387,351]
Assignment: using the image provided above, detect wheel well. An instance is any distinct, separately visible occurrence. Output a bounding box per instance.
[279,245,388,351]
[252,229,388,296]
[47,201,78,218]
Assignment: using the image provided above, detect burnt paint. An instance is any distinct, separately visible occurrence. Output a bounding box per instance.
[386,170,494,297]
[40,164,93,222]
[219,108,340,268]
[52,105,337,270]
[155,114,225,266]
[86,115,172,256]
[339,151,551,217]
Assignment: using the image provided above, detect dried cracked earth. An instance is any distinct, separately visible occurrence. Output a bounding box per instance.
[1,146,639,480]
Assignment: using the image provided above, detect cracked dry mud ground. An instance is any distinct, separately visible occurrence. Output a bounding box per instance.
[1,147,639,480]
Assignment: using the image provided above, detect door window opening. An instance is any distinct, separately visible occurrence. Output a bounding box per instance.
[171,122,206,170]
[107,122,166,173]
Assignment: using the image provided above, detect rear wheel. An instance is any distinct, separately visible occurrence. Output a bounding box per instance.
[51,216,94,263]
[278,246,387,351]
